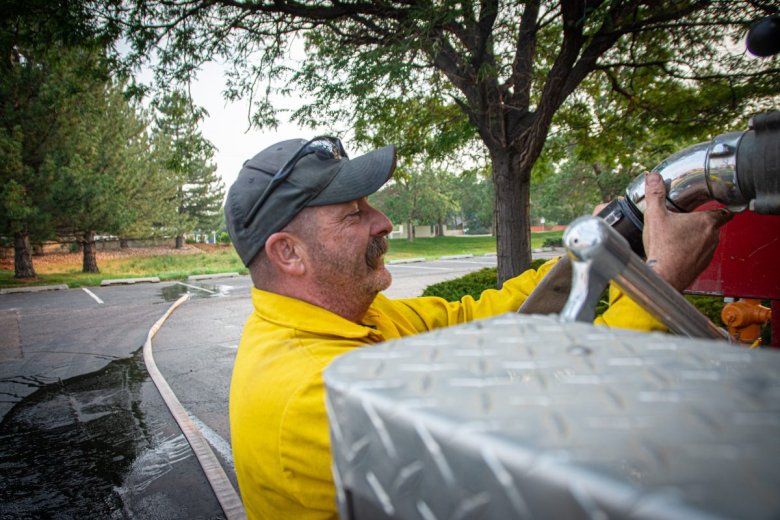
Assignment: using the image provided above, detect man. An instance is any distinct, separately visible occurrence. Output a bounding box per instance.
[225,137,731,520]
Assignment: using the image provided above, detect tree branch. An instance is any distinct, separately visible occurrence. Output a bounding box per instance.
[508,0,540,114]
[472,0,499,68]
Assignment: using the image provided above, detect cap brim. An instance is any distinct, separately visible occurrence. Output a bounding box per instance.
[308,145,396,206]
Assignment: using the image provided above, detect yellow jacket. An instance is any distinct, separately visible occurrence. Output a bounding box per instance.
[229,259,663,519]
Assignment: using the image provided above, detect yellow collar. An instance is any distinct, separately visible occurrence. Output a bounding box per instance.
[251,287,384,339]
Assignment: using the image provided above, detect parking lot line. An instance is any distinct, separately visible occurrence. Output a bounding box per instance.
[386,264,450,271]
[433,259,497,265]
[82,288,104,304]
[176,281,217,294]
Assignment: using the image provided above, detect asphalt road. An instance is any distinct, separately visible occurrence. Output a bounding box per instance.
[0,251,560,518]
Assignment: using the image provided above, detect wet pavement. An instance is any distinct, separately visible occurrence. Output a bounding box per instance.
[0,349,223,518]
[0,278,247,519]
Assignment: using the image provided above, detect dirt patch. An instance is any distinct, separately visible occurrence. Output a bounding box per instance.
[189,243,232,253]
[0,245,208,272]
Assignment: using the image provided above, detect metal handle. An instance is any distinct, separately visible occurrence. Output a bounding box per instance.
[560,216,730,341]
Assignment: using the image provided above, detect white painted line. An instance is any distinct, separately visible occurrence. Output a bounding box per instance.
[386,264,450,271]
[387,257,426,264]
[143,295,246,519]
[432,259,497,265]
[176,281,217,294]
[82,287,104,304]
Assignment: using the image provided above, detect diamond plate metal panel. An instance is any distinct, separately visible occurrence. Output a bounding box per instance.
[324,314,780,520]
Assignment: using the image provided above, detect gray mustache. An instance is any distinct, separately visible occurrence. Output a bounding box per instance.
[365,236,389,269]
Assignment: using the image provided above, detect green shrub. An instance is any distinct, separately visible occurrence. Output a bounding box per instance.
[422,258,548,301]
[684,294,725,324]
[542,237,563,248]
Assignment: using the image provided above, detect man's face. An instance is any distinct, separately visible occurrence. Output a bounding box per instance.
[305,198,393,297]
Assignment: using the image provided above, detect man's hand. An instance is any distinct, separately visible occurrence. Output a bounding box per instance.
[642,171,733,291]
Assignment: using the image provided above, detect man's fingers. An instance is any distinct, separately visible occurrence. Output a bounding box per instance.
[693,207,735,230]
[710,207,735,228]
[643,171,667,214]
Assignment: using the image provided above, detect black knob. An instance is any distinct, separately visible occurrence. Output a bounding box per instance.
[746,16,780,57]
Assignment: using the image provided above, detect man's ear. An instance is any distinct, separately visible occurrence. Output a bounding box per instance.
[264,232,306,276]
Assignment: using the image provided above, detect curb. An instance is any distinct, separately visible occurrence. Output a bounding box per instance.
[483,252,497,257]
[439,254,474,260]
[187,273,240,282]
[388,257,426,264]
[100,277,160,286]
[0,284,69,295]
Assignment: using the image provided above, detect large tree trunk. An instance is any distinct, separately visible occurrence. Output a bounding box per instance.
[492,149,532,286]
[405,220,414,241]
[81,231,99,273]
[13,231,36,279]
[175,234,184,249]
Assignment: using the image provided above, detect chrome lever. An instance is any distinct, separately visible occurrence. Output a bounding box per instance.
[560,216,730,341]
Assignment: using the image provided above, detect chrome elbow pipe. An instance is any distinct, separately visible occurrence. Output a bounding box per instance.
[625,131,749,214]
[625,111,780,216]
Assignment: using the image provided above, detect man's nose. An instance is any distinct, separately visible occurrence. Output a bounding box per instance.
[367,204,393,236]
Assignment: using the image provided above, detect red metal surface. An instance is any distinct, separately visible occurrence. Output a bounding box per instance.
[686,204,780,347]
[774,301,780,348]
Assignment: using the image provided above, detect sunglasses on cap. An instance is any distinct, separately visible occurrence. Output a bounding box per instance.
[243,136,349,228]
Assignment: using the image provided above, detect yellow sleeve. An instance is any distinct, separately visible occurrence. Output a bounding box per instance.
[595,284,667,332]
[390,258,559,331]
[391,256,665,333]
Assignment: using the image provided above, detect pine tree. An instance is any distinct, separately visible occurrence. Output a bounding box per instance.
[0,0,113,278]
[49,77,161,273]
[152,91,224,248]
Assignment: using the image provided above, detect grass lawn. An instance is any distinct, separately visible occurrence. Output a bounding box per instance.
[0,245,248,289]
[385,231,562,259]
[0,231,564,289]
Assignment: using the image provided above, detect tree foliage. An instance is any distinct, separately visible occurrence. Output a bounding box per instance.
[49,78,164,273]
[0,20,112,276]
[371,162,493,238]
[0,0,125,276]
[152,91,224,248]
[455,168,494,234]
[0,1,224,276]
[118,0,779,283]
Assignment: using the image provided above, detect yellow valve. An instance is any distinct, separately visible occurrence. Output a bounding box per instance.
[721,299,772,346]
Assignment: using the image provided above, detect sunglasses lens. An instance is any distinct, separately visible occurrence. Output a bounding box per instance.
[308,138,345,160]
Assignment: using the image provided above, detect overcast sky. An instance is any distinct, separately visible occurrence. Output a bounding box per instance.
[186,60,322,192]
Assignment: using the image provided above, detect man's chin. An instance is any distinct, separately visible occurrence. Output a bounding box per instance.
[372,266,392,293]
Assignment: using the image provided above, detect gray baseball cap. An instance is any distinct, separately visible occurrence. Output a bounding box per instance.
[225,137,396,266]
